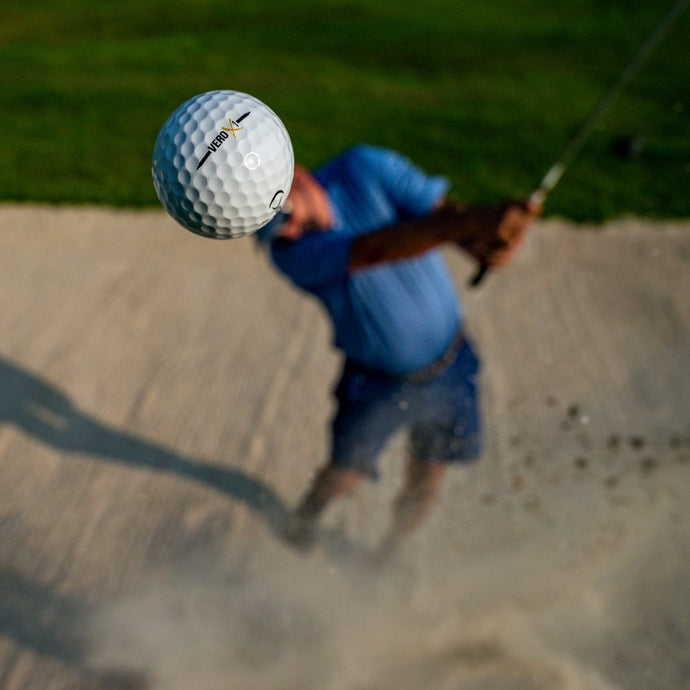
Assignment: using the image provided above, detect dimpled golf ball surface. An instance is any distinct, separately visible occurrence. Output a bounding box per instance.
[152,90,294,238]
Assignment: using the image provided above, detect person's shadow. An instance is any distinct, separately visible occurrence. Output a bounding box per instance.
[0,566,149,688]
[0,357,372,687]
[0,356,290,536]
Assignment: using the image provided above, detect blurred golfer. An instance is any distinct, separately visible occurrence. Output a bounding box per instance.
[257,145,538,556]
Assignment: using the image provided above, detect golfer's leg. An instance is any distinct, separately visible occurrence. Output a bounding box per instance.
[284,464,362,549]
[378,456,447,556]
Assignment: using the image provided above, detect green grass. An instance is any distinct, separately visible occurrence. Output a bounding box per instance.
[2,0,688,221]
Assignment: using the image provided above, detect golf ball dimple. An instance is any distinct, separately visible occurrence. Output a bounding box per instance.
[152,90,294,239]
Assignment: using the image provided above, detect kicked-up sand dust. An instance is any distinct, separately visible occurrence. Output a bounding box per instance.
[0,205,688,689]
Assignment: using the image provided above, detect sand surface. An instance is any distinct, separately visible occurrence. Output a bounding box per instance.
[0,204,688,689]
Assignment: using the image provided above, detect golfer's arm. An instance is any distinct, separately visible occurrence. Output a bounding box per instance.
[348,202,470,270]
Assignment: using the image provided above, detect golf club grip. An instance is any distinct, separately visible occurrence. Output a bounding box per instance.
[469,264,489,287]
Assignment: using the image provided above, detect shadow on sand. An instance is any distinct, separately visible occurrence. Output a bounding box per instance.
[0,356,290,536]
[0,356,299,686]
[0,567,148,689]
[0,357,385,687]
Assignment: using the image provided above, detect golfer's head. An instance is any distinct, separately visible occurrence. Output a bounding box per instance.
[257,165,333,243]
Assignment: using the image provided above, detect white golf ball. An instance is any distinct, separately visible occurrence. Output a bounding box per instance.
[152,90,294,239]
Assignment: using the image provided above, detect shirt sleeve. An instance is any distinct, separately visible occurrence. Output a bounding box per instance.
[352,145,450,218]
[270,231,352,290]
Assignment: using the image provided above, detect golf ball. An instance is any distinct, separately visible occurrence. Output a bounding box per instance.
[152,90,294,239]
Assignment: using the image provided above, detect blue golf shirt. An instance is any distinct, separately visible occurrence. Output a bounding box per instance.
[265,145,463,375]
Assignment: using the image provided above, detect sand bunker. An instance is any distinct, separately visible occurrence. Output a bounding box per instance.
[0,205,688,689]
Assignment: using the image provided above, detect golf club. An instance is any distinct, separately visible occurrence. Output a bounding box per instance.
[470,0,689,287]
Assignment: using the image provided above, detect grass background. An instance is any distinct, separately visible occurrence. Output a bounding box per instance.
[2,0,688,221]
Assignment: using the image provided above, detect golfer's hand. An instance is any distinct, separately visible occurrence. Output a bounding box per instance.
[455,200,539,268]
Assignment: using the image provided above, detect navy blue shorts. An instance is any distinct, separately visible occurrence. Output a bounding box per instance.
[330,337,482,479]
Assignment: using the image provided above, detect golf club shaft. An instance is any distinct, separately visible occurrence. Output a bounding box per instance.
[470,0,689,288]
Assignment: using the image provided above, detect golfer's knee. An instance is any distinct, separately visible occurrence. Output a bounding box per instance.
[408,458,447,489]
[317,464,363,495]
